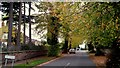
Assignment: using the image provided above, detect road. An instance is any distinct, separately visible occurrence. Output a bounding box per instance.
[37,50,96,68]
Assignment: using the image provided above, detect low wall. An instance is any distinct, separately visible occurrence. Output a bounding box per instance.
[0,50,48,64]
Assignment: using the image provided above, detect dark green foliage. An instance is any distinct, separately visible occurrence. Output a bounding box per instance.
[87,41,95,53]
[2,2,20,21]
[47,16,59,45]
[47,16,60,56]
[1,2,35,24]
[21,44,30,50]
[83,2,120,58]
[21,43,48,51]
[106,39,120,68]
[48,44,60,57]
[35,3,61,56]
[95,46,105,56]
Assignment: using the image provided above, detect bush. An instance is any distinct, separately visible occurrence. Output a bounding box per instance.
[21,43,48,51]
[48,44,61,57]
[21,44,30,50]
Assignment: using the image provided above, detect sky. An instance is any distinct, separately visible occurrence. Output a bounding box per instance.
[24,2,39,15]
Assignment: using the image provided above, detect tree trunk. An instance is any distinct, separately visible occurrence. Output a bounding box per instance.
[23,2,26,45]
[62,36,68,53]
[28,2,31,44]
[8,2,13,50]
[69,37,72,49]
[17,2,22,47]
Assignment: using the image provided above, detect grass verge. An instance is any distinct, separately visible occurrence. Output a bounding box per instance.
[14,57,55,68]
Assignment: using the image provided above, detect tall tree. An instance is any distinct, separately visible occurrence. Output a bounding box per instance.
[28,2,31,44]
[17,2,22,47]
[35,2,61,56]
[35,2,85,53]
[23,2,26,45]
[2,2,22,46]
[82,2,120,48]
[7,2,13,50]
[53,2,83,53]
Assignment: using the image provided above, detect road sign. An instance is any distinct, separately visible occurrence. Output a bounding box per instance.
[5,55,15,60]
[4,55,15,67]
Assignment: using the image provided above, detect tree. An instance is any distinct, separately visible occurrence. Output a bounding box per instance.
[17,2,22,47]
[82,2,120,67]
[23,2,26,45]
[28,2,32,44]
[2,2,35,46]
[7,2,13,50]
[2,2,21,23]
[35,2,86,54]
[82,2,117,48]
[35,2,61,56]
[52,2,84,53]
[2,2,22,47]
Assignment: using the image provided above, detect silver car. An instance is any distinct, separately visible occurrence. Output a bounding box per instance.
[69,49,76,54]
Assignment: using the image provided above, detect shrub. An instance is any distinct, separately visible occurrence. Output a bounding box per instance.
[21,44,30,50]
[21,43,48,51]
[48,44,60,57]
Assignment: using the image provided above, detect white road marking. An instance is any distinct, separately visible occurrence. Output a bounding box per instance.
[64,63,70,68]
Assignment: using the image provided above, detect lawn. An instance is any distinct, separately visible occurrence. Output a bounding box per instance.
[14,57,55,68]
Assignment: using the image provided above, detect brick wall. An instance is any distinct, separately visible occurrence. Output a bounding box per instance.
[0,50,48,64]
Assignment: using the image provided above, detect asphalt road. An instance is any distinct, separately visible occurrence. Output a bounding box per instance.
[38,51,96,68]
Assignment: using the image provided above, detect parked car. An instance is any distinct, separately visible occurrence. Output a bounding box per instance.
[69,49,76,54]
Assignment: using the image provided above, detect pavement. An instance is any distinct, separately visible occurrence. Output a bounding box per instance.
[35,50,96,68]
